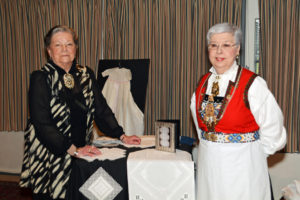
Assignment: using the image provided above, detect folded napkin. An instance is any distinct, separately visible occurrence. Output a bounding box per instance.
[282,180,300,200]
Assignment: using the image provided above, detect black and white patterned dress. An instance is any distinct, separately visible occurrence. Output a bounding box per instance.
[20,60,123,199]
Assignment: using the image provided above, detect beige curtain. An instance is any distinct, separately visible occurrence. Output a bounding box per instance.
[101,0,242,137]
[259,0,300,152]
[0,0,242,140]
[0,0,104,130]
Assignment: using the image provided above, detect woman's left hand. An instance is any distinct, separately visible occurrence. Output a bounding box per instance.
[77,145,102,157]
[121,135,141,145]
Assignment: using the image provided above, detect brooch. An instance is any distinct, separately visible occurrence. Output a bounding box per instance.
[63,73,75,89]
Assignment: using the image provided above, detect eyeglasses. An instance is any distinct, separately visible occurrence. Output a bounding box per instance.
[208,43,236,51]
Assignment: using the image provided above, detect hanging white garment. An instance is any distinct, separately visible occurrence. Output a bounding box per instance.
[102,67,144,136]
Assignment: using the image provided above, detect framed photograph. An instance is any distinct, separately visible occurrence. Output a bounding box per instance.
[155,121,176,153]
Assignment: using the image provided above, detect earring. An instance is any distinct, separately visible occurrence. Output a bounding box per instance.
[236,55,239,65]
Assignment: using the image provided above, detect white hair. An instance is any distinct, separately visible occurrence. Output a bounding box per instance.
[207,23,242,45]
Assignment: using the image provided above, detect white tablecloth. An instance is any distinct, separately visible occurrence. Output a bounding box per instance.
[127,148,195,200]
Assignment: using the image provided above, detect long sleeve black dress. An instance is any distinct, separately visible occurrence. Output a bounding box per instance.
[29,60,123,156]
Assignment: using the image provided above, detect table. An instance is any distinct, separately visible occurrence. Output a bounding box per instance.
[127,149,195,200]
[67,136,155,200]
[67,136,195,200]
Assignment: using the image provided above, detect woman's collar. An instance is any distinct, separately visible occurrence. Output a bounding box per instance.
[48,60,77,75]
[209,61,238,76]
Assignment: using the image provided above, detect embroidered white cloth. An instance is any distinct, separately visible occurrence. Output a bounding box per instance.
[79,148,126,162]
[79,167,122,200]
[92,135,155,148]
[190,62,287,200]
[102,67,144,136]
[282,180,300,200]
[82,136,156,162]
[127,149,195,200]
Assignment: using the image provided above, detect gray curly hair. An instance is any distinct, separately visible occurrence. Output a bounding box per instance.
[207,23,242,45]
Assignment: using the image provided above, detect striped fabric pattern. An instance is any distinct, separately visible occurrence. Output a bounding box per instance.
[259,0,300,152]
[1,1,247,145]
[19,63,95,198]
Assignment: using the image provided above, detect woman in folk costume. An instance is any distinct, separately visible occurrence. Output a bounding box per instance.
[19,25,140,200]
[190,23,286,200]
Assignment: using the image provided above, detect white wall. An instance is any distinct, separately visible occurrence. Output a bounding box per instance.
[244,0,259,72]
[268,153,300,199]
[0,131,24,174]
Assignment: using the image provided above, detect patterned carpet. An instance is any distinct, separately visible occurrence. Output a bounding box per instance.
[0,181,32,200]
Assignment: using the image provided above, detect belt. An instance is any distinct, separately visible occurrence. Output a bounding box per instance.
[201,131,259,143]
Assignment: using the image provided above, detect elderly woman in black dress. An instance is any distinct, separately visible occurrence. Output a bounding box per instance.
[20,25,140,200]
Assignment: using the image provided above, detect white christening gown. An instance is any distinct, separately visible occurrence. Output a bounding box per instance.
[102,67,144,136]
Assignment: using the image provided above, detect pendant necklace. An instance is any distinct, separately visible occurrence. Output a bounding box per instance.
[63,73,75,89]
[211,75,220,96]
[204,75,220,131]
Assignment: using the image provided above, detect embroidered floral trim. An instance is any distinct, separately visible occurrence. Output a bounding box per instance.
[244,74,258,109]
[201,131,260,143]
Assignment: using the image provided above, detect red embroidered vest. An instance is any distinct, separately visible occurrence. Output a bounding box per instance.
[195,66,260,133]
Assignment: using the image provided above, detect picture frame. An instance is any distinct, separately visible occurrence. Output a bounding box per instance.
[155,121,176,153]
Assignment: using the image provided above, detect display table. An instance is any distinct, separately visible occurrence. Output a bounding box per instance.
[67,145,138,200]
[127,148,195,200]
[67,136,155,200]
[67,136,195,200]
